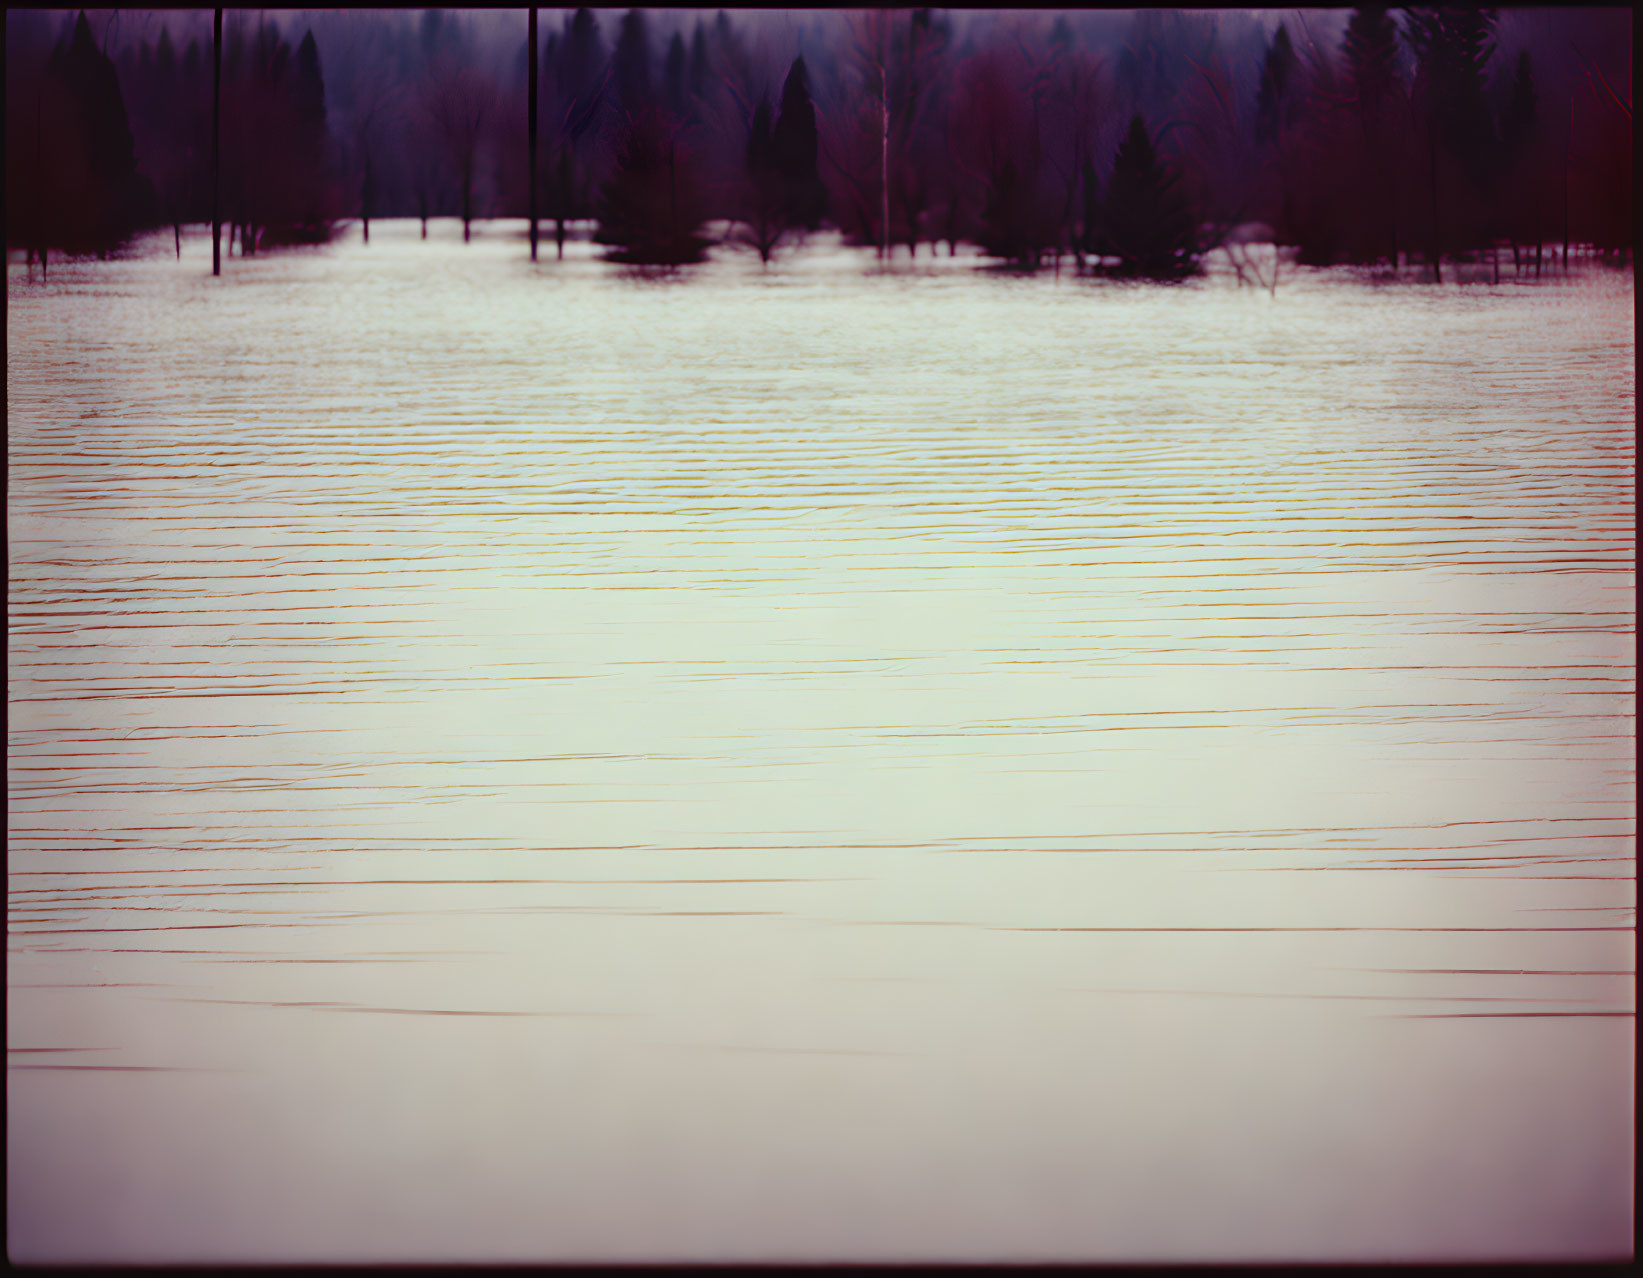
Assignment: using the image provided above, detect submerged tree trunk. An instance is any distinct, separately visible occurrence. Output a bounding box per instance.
[362,153,373,245]
[174,219,181,259]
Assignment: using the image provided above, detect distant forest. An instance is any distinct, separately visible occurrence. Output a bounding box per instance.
[5,7,1633,278]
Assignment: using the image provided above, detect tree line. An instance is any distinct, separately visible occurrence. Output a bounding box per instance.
[6,7,1632,278]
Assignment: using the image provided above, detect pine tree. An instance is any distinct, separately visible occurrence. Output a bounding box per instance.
[741,97,783,261]
[1404,7,1498,171]
[1340,7,1404,265]
[44,11,155,252]
[559,9,605,108]
[771,57,826,230]
[1342,7,1399,112]
[747,98,774,175]
[1255,24,1296,146]
[1079,159,1100,261]
[613,9,652,119]
[290,30,329,235]
[1403,7,1499,265]
[545,8,606,255]
[977,157,1046,268]
[596,106,709,265]
[1101,113,1197,278]
[663,33,689,123]
[294,31,326,142]
[1500,50,1537,158]
[419,10,444,69]
[1497,49,1540,263]
[689,23,712,107]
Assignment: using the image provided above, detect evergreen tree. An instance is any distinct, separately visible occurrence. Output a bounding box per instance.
[155,27,176,84]
[1339,7,1405,265]
[1255,24,1296,146]
[559,9,606,108]
[952,43,1054,268]
[613,9,653,119]
[1403,7,1498,175]
[771,57,826,230]
[1079,159,1100,259]
[663,33,689,122]
[542,7,606,255]
[1101,113,1197,277]
[689,23,712,107]
[289,30,330,236]
[747,98,774,175]
[1403,7,1499,262]
[595,106,709,265]
[1499,49,1537,158]
[1497,49,1540,260]
[419,10,444,69]
[1342,7,1399,111]
[740,96,784,261]
[126,21,198,254]
[43,11,155,252]
[294,31,326,141]
[977,158,1049,268]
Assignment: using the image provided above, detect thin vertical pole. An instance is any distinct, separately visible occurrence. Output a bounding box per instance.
[212,8,222,276]
[1562,94,1571,268]
[529,8,539,261]
[36,94,47,277]
[880,15,889,263]
[1429,133,1441,284]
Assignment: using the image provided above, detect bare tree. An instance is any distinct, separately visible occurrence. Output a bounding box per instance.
[886,9,952,257]
[1043,33,1105,269]
[419,61,493,242]
[327,12,404,247]
[841,9,894,260]
[1169,51,1256,261]
[950,38,1058,269]
[817,67,885,251]
[352,69,399,245]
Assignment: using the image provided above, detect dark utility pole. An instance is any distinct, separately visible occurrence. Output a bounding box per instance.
[528,8,539,261]
[1562,95,1571,268]
[212,8,222,276]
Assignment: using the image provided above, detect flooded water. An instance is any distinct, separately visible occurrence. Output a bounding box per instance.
[7,220,1635,1262]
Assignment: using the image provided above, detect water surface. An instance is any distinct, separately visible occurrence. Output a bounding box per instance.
[7,221,1635,1262]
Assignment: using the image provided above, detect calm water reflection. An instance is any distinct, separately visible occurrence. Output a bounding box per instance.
[7,220,1635,1262]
